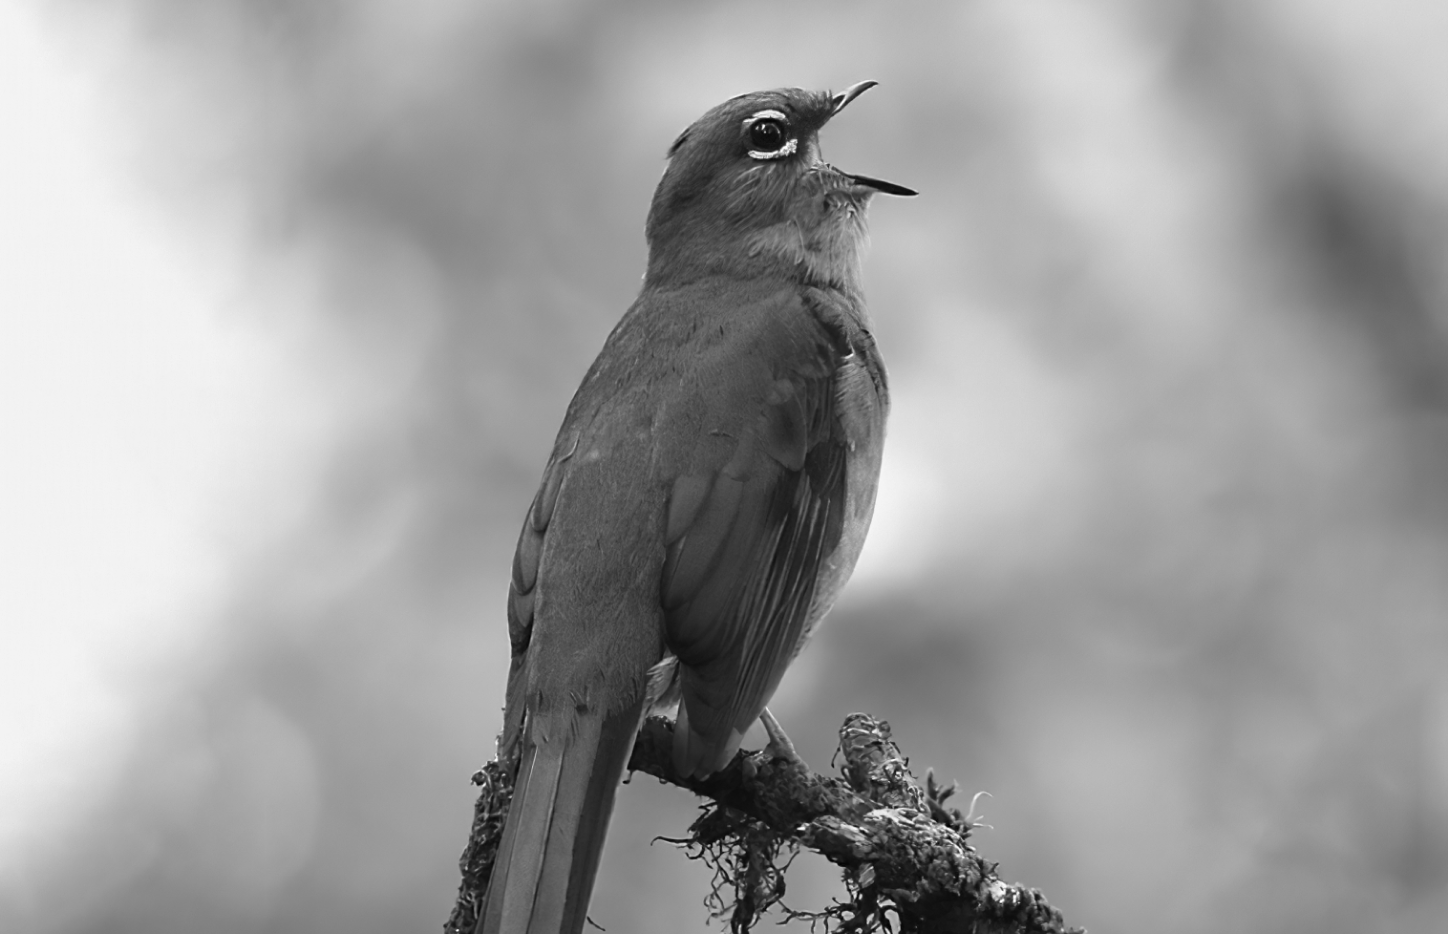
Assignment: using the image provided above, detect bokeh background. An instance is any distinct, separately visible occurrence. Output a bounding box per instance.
[5,1,1448,932]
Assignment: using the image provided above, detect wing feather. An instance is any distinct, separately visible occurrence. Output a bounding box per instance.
[660,320,851,775]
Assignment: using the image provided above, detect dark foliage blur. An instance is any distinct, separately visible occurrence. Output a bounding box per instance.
[8,2,1448,933]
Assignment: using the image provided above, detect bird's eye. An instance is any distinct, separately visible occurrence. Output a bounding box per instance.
[748,119,786,153]
[743,110,797,161]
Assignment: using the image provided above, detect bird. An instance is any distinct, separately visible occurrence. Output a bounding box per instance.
[480,80,914,934]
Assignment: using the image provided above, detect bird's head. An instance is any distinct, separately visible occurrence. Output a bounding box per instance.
[643,81,915,292]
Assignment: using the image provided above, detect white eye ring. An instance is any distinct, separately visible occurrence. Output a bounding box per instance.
[744,109,796,161]
[749,137,797,161]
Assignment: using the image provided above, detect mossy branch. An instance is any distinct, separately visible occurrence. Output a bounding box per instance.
[447,713,1082,934]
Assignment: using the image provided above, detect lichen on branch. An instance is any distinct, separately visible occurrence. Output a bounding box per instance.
[447,713,1082,934]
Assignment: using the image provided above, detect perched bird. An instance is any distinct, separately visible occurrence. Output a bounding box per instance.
[481,81,914,934]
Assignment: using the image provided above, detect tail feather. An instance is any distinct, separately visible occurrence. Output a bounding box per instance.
[480,698,644,934]
[558,702,644,934]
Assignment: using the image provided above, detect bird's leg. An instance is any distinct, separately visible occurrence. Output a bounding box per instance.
[759,707,806,769]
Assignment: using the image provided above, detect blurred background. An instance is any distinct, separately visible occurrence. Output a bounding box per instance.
[4,1,1448,931]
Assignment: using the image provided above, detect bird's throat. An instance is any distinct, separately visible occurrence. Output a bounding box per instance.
[744,200,869,293]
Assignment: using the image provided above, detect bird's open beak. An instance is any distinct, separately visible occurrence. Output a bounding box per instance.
[828,81,918,197]
[843,171,918,197]
[831,80,879,115]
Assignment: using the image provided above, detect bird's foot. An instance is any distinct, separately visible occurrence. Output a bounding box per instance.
[760,707,807,771]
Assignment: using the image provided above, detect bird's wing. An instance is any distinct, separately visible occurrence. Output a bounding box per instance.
[499,430,575,761]
[660,296,851,776]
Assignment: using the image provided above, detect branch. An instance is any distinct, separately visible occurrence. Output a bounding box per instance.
[447,713,1082,934]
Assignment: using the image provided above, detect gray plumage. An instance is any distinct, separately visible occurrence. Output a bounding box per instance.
[482,82,912,934]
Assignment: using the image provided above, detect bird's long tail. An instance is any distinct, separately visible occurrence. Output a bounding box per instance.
[479,697,644,934]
